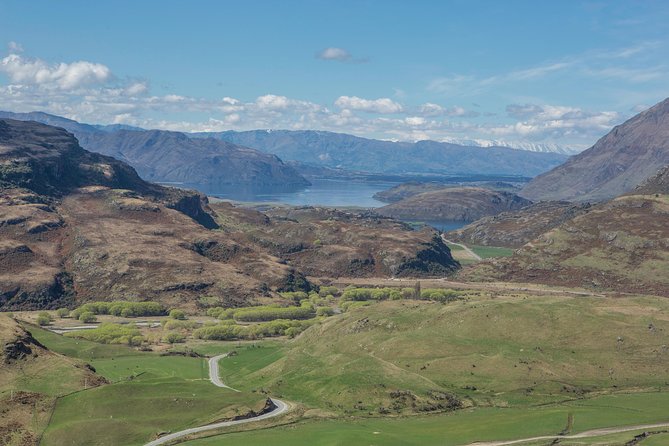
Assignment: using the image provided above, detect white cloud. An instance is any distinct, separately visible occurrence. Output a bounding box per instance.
[317,47,351,62]
[487,103,621,141]
[255,94,290,110]
[334,96,403,114]
[404,116,426,126]
[0,53,112,90]
[418,102,444,116]
[8,41,23,54]
[124,81,149,96]
[0,49,634,148]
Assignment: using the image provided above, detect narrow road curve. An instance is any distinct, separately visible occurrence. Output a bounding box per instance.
[144,354,289,446]
[208,353,240,392]
[442,236,482,261]
[465,421,669,446]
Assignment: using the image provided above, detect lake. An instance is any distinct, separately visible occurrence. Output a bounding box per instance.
[183,178,467,232]
[188,178,396,207]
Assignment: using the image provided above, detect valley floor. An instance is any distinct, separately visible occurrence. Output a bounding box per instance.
[5,280,669,446]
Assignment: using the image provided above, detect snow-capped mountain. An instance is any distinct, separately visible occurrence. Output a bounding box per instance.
[442,138,583,155]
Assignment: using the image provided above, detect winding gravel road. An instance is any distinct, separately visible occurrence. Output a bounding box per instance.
[144,354,289,446]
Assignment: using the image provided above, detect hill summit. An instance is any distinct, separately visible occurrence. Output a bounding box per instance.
[521,98,669,202]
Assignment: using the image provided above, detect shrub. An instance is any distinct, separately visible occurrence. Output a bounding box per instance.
[194,319,314,341]
[318,286,340,297]
[340,301,371,312]
[341,287,402,301]
[169,309,186,320]
[71,301,166,319]
[164,332,186,344]
[64,323,144,345]
[206,307,235,320]
[163,319,199,331]
[36,312,52,326]
[56,308,70,318]
[78,312,97,323]
[280,291,309,304]
[420,289,461,302]
[316,306,335,317]
[233,302,315,322]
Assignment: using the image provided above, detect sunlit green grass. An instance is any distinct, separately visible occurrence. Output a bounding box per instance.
[183,392,669,446]
[33,325,266,446]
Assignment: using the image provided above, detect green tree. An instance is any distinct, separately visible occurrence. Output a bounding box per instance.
[56,308,70,318]
[169,309,186,320]
[78,311,97,323]
[164,332,186,344]
[36,312,52,326]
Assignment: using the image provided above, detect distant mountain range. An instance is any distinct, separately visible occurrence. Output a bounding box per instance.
[192,129,568,177]
[0,111,309,189]
[521,97,669,202]
[441,138,582,155]
[0,111,570,183]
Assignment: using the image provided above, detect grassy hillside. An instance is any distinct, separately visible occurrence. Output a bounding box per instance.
[215,295,669,416]
[28,326,267,446]
[0,315,102,445]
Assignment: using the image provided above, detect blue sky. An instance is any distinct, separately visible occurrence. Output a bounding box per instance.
[1,0,668,149]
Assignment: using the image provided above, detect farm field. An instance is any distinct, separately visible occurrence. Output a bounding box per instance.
[181,392,669,446]
[9,286,669,446]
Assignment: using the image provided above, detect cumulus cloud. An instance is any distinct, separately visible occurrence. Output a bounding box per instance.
[316,47,351,62]
[0,48,629,148]
[0,53,112,90]
[335,96,403,114]
[486,103,621,141]
[255,94,290,110]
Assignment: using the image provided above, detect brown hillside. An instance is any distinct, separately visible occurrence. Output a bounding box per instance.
[376,187,531,222]
[461,193,669,296]
[0,119,459,310]
[521,97,669,202]
[447,201,592,248]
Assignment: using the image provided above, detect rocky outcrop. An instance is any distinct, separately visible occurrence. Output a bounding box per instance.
[628,165,669,196]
